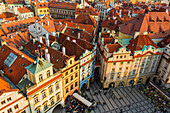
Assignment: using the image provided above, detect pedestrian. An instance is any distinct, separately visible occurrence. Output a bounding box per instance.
[114,96,116,99]
[120,109,123,113]
[128,104,130,108]
[104,91,107,95]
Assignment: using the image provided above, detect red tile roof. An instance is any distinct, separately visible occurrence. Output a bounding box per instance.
[17,7,33,14]
[1,17,40,34]
[126,35,159,53]
[119,12,170,39]
[34,2,49,8]
[64,21,94,36]
[64,27,93,43]
[108,43,122,53]
[0,77,12,91]
[23,40,70,69]
[103,38,115,45]
[5,0,24,4]
[0,34,30,48]
[157,35,170,48]
[73,13,96,26]
[0,12,16,19]
[38,18,66,34]
[76,6,99,16]
[49,1,77,10]
[0,45,33,84]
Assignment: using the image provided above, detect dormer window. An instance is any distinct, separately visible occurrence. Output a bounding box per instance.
[162,31,166,34]
[150,31,154,33]
[47,70,50,78]
[39,74,43,82]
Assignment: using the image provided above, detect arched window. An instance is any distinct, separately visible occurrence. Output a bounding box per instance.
[39,74,43,82]
[47,70,50,78]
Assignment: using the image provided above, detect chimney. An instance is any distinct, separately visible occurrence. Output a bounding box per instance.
[10,35,13,39]
[41,22,43,26]
[47,20,49,26]
[45,48,50,62]
[46,33,50,46]
[134,32,140,39]
[115,20,117,25]
[33,38,36,45]
[21,54,24,59]
[78,32,81,39]
[67,37,70,40]
[72,40,76,43]
[52,31,55,36]
[119,9,122,18]
[35,49,40,57]
[62,46,66,54]
[39,36,43,43]
[128,10,131,18]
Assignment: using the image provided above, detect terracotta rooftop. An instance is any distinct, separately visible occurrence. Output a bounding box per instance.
[103,38,115,45]
[1,16,40,34]
[73,13,96,26]
[34,2,49,8]
[5,0,24,4]
[157,35,170,48]
[76,6,99,16]
[49,1,77,10]
[108,43,122,53]
[23,40,70,69]
[0,33,30,48]
[0,45,34,84]
[17,7,33,14]
[0,12,16,19]
[126,35,159,53]
[64,21,94,36]
[38,18,66,34]
[64,27,93,43]
[119,12,170,39]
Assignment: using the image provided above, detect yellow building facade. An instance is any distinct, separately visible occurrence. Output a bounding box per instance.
[61,56,80,101]
[34,3,49,16]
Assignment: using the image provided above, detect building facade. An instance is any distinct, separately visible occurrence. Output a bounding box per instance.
[98,35,163,88]
[158,44,170,87]
[49,1,77,19]
[0,77,30,113]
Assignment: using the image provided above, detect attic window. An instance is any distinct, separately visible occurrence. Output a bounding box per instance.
[166,20,169,22]
[137,18,139,20]
[162,31,166,34]
[22,63,25,67]
[9,69,13,73]
[158,20,162,22]
[4,52,18,68]
[52,56,54,59]
[150,31,154,33]
[2,49,4,51]
[140,45,142,48]
[132,44,134,46]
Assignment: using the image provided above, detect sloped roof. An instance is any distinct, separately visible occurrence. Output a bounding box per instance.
[17,7,33,14]
[108,43,122,53]
[23,40,70,69]
[34,2,49,8]
[25,57,53,74]
[75,6,99,16]
[157,35,170,48]
[0,77,12,91]
[49,1,77,10]
[119,12,170,39]
[126,35,159,53]
[0,45,33,84]
[5,0,24,4]
[73,13,96,26]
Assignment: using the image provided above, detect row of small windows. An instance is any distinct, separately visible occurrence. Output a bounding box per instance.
[66,82,78,93]
[3,104,19,113]
[65,73,78,84]
[35,93,60,113]
[65,66,78,76]
[39,70,50,82]
[1,97,12,105]
[116,55,126,59]
[34,83,60,104]
[113,61,130,65]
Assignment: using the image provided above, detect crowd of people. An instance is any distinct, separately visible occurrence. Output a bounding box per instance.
[139,85,169,112]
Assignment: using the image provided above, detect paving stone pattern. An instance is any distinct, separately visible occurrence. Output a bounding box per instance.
[84,82,160,113]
